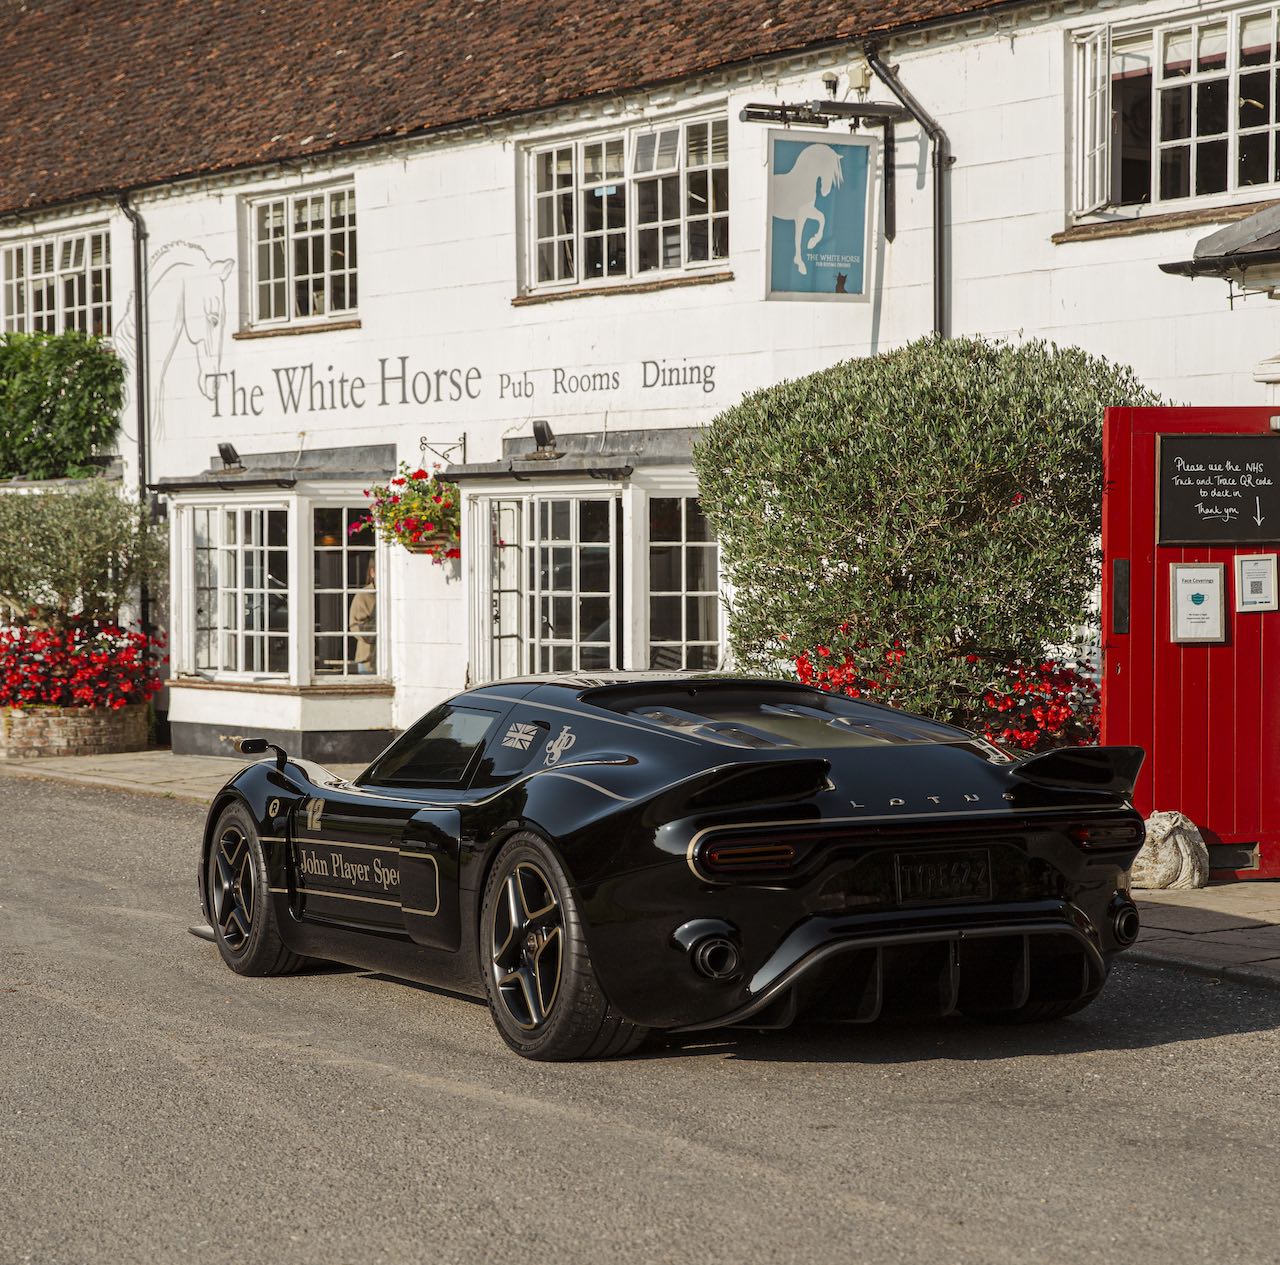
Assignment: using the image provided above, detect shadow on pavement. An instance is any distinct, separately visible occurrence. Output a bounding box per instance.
[643,959,1280,1065]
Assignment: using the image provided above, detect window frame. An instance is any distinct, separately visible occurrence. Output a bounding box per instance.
[1,225,112,335]
[1074,3,1280,217]
[523,110,730,294]
[170,488,387,687]
[463,473,727,684]
[244,181,358,330]
[359,702,502,789]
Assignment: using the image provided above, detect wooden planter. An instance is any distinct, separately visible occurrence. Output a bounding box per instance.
[0,702,148,759]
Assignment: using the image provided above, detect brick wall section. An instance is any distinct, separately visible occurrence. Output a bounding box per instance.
[0,705,148,760]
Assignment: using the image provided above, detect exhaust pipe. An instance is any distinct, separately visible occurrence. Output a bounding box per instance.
[1112,901,1141,947]
[672,918,743,981]
[691,936,741,980]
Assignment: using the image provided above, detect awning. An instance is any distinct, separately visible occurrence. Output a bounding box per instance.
[1161,202,1280,285]
[446,425,701,484]
[151,443,395,493]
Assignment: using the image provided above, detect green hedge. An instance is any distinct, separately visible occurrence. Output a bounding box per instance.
[693,336,1162,725]
[0,331,124,480]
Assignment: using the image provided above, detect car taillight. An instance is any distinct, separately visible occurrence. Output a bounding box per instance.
[1067,821,1144,849]
[702,841,798,872]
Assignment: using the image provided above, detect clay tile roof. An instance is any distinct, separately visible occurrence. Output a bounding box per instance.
[0,0,1020,216]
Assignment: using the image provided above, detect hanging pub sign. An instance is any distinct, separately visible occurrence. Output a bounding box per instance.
[766,130,876,301]
[1157,433,1280,543]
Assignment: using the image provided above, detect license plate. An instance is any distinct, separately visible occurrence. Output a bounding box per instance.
[895,848,992,905]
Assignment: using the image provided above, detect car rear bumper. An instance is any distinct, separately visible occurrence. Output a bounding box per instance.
[667,900,1119,1032]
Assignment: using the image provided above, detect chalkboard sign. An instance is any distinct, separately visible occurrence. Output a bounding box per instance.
[1157,434,1280,544]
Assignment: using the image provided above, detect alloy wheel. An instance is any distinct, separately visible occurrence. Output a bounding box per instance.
[212,827,256,950]
[490,861,564,1029]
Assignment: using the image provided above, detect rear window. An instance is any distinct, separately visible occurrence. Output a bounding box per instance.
[361,704,498,785]
[594,685,967,749]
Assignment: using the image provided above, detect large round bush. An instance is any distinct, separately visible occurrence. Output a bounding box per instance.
[693,336,1161,742]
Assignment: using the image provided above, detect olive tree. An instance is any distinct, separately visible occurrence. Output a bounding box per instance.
[0,479,166,628]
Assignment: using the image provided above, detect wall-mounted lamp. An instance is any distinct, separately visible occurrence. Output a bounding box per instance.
[533,419,556,451]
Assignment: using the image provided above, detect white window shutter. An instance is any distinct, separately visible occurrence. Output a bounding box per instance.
[1073,26,1112,215]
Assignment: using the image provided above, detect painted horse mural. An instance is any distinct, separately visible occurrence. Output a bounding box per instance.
[771,143,844,276]
[116,242,234,436]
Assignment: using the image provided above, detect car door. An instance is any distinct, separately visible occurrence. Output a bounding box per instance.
[290,780,432,934]
[343,700,509,950]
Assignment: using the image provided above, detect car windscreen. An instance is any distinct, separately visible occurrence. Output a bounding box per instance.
[592,686,968,749]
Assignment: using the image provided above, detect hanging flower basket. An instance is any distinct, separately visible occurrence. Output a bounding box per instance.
[356,462,462,564]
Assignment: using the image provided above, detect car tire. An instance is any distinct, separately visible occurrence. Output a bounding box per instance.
[479,831,648,1061]
[207,802,305,977]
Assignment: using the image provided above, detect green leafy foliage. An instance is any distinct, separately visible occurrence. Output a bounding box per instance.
[693,336,1162,731]
[0,479,166,628]
[0,332,124,479]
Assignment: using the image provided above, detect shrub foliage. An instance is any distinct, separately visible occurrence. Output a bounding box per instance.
[0,331,124,479]
[693,336,1161,741]
[0,623,166,710]
[0,479,167,628]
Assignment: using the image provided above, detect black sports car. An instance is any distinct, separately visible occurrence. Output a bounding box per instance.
[197,674,1146,1060]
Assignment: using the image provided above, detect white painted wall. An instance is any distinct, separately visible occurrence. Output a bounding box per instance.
[80,0,1279,729]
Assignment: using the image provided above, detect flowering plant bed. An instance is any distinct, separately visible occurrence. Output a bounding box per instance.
[0,622,166,711]
[0,621,166,758]
[357,462,461,562]
[793,632,1099,753]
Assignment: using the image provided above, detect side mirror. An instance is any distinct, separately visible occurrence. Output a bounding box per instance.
[235,736,288,772]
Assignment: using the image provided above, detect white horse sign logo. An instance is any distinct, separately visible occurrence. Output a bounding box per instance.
[767,131,876,301]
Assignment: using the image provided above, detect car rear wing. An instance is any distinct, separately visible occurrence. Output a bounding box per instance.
[1011,745,1145,798]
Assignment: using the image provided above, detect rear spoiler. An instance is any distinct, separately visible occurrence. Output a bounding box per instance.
[1011,745,1145,798]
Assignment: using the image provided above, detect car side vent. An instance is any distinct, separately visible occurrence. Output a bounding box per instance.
[687,760,831,809]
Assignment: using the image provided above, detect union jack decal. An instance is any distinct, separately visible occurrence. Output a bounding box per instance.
[501,722,540,751]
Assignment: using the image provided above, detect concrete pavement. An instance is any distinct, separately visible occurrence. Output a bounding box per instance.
[2,748,1278,992]
[0,748,365,802]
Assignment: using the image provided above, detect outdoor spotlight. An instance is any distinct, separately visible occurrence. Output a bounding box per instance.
[532,419,556,451]
[218,442,242,469]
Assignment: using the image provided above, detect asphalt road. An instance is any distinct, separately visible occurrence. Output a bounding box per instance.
[3,777,1280,1265]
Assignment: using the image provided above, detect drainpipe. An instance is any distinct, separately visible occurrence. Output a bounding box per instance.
[864,47,951,338]
[117,191,151,633]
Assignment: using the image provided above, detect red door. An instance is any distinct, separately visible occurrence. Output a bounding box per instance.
[1102,406,1280,879]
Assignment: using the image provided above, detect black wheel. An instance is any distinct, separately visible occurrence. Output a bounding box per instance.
[479,832,648,1061]
[207,802,304,976]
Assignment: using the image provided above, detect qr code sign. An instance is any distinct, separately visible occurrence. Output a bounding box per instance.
[1251,580,1264,596]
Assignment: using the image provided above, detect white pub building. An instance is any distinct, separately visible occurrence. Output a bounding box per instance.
[5,0,1280,758]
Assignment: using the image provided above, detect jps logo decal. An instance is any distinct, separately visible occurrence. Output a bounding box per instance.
[304,797,325,832]
[543,725,577,766]
[501,722,540,751]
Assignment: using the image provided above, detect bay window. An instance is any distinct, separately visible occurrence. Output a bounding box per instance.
[468,481,724,681]
[175,494,384,683]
